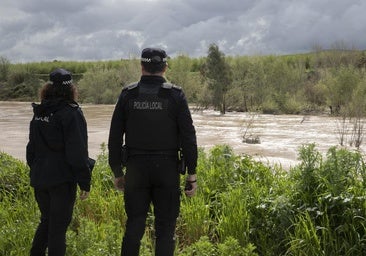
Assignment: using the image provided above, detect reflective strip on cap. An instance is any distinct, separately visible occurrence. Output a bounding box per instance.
[62,80,73,85]
[48,80,73,85]
[141,57,167,63]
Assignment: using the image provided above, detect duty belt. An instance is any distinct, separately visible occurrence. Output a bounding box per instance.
[128,148,177,156]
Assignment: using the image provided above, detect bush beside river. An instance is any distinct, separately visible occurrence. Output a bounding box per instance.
[1,144,366,255]
[2,49,366,116]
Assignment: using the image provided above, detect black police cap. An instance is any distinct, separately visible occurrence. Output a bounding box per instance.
[49,68,73,86]
[141,47,168,64]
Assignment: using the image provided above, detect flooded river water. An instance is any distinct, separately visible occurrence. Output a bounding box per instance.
[1,101,364,169]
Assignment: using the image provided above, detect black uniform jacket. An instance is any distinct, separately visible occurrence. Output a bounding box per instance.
[108,75,198,177]
[26,99,92,191]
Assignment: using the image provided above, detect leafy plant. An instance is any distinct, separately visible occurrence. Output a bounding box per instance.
[1,143,366,255]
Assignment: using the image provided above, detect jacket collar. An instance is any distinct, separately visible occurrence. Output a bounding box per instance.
[140,75,166,84]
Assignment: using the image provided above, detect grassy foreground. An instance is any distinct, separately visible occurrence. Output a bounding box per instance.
[1,143,366,255]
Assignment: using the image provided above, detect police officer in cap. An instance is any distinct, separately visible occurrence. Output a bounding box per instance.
[108,47,198,256]
[26,68,93,256]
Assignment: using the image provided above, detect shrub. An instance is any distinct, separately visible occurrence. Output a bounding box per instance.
[1,144,366,255]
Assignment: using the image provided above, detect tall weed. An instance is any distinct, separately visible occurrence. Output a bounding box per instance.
[1,143,366,255]
[287,144,366,255]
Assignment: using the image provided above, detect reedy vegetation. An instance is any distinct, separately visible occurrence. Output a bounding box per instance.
[1,143,366,255]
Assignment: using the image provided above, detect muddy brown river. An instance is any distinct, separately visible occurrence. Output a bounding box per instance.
[1,101,364,170]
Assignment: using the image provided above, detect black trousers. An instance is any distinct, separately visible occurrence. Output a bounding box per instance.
[30,183,77,256]
[122,155,181,256]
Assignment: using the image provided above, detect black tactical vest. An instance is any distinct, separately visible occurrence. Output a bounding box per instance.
[125,83,179,151]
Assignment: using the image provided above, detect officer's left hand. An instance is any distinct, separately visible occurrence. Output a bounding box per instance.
[114,176,125,192]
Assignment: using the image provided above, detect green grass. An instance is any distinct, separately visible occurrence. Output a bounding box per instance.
[1,143,366,255]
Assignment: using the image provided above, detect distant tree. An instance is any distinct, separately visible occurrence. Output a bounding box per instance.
[118,59,140,87]
[245,57,267,110]
[166,55,192,86]
[328,67,366,148]
[3,65,42,101]
[347,79,366,148]
[325,66,360,114]
[356,51,366,69]
[77,66,121,104]
[228,56,252,111]
[167,55,203,103]
[204,44,232,114]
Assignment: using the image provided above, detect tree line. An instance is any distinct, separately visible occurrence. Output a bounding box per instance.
[1,44,366,116]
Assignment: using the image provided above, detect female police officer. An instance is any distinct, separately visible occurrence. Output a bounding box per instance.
[108,47,198,256]
[26,68,93,256]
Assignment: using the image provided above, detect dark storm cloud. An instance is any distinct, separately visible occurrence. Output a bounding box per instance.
[260,0,366,53]
[1,0,365,62]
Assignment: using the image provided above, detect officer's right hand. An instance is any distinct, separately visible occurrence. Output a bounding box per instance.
[114,176,125,192]
[184,174,197,197]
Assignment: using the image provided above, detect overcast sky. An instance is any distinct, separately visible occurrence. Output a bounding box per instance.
[1,0,365,63]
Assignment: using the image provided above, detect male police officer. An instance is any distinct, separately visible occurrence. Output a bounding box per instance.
[108,47,198,256]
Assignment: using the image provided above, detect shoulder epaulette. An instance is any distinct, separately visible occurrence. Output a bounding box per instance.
[68,102,79,108]
[162,83,182,90]
[123,82,139,91]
